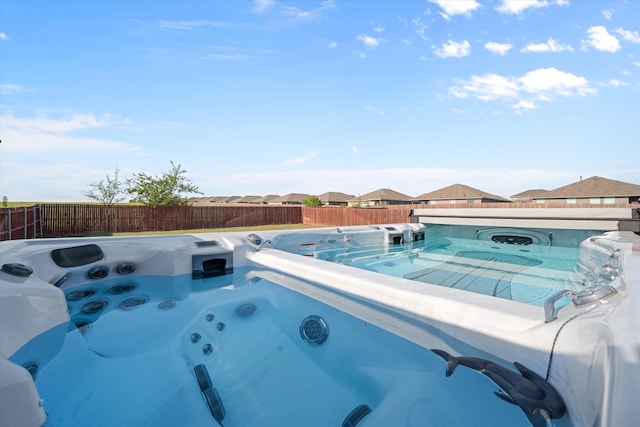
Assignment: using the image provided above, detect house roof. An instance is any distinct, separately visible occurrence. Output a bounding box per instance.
[269,193,311,203]
[349,188,412,202]
[413,184,509,202]
[233,195,262,203]
[539,176,640,199]
[317,192,354,203]
[511,189,550,199]
[252,194,279,203]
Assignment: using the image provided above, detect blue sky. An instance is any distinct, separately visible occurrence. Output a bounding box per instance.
[1,0,638,201]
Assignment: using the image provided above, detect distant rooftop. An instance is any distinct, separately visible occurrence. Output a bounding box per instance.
[413,183,509,202]
[539,176,640,199]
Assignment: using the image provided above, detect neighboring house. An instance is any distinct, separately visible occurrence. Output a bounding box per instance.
[189,196,238,205]
[412,184,510,205]
[252,194,279,204]
[219,196,242,204]
[233,195,262,204]
[189,196,215,205]
[531,176,640,205]
[317,192,354,207]
[511,189,550,203]
[268,193,311,205]
[347,188,413,207]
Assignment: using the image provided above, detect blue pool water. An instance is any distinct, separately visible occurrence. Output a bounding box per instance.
[33,267,554,427]
[314,233,589,306]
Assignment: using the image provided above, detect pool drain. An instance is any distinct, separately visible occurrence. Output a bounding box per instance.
[119,297,146,310]
[81,299,109,314]
[300,315,329,345]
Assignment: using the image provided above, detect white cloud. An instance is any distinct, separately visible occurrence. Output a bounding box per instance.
[357,34,381,48]
[605,79,629,87]
[521,38,573,53]
[451,73,520,101]
[327,41,337,48]
[352,146,358,154]
[363,104,384,115]
[449,67,595,112]
[496,0,549,14]
[484,41,513,56]
[602,9,614,20]
[0,84,29,95]
[253,0,275,13]
[438,12,450,22]
[282,150,319,166]
[434,40,471,58]
[280,0,336,20]
[0,32,7,40]
[495,0,568,15]
[512,99,539,113]
[616,28,640,44]
[582,26,621,52]
[429,0,481,17]
[0,111,141,153]
[412,18,429,41]
[519,68,593,96]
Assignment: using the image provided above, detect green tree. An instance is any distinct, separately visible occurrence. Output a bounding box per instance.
[2,196,8,207]
[126,161,202,207]
[84,167,125,205]
[302,195,323,207]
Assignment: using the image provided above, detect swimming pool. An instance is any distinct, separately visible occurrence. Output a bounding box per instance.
[311,225,601,306]
[1,221,639,427]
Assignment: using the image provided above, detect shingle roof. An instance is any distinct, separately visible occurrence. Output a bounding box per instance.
[269,193,311,203]
[349,188,412,201]
[317,192,354,203]
[413,184,509,201]
[540,176,640,198]
[252,194,279,203]
[234,195,262,203]
[511,189,550,199]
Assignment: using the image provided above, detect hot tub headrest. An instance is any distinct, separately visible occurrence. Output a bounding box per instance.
[51,244,104,268]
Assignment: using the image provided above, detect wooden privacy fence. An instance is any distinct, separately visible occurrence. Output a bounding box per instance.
[301,205,414,226]
[39,204,303,237]
[7,202,632,240]
[0,206,42,241]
